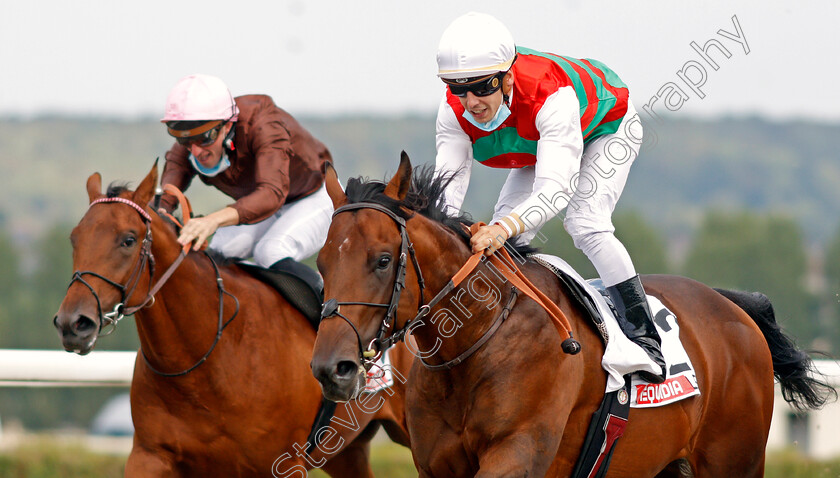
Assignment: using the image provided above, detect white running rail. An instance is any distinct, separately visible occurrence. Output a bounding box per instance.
[0,349,135,387]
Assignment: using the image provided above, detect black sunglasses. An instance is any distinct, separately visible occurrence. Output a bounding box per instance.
[176,124,224,147]
[446,71,506,98]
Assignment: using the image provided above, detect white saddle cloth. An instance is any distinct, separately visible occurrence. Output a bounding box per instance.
[532,254,700,407]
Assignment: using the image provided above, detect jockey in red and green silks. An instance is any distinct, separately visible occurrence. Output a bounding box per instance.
[445,47,630,169]
[434,12,665,384]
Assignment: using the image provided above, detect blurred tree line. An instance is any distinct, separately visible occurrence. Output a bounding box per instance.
[1,207,839,429]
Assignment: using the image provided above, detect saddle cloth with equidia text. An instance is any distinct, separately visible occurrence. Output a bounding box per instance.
[531,254,699,407]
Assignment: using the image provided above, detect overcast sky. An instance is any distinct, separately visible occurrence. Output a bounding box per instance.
[1,0,837,121]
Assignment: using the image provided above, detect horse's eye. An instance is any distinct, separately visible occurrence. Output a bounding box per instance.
[121,236,137,248]
[377,255,391,270]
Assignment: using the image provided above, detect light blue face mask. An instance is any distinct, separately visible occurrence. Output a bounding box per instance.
[189,153,231,177]
[462,102,511,132]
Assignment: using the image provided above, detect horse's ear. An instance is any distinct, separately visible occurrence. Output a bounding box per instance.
[324,162,347,209]
[86,173,103,203]
[132,159,159,206]
[384,151,412,200]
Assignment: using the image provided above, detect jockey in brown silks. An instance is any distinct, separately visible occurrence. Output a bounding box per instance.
[159,74,333,282]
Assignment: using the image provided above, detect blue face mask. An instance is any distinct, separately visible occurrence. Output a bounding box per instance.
[462,103,511,132]
[188,153,231,177]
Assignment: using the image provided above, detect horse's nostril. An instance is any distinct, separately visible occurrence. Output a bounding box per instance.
[74,315,97,333]
[335,360,358,379]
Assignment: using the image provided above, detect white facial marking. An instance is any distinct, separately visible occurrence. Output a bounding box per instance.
[338,238,351,254]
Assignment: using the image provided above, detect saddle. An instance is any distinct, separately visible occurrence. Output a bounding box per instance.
[529,255,607,339]
[529,253,700,477]
[237,260,324,329]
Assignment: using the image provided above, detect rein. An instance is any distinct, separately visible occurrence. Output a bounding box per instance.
[321,203,580,371]
[140,250,240,377]
[69,185,240,377]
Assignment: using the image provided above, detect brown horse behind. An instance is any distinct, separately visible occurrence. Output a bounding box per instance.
[54,163,412,477]
[311,153,835,477]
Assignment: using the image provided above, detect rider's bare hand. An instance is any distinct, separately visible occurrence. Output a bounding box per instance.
[470,223,509,256]
[177,207,239,251]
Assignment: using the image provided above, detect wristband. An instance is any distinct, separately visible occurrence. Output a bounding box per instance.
[500,215,522,237]
[495,220,515,238]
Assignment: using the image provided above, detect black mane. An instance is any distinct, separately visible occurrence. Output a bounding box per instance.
[106,182,131,198]
[343,164,538,256]
[103,181,189,236]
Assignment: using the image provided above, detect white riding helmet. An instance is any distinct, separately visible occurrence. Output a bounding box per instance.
[161,74,239,123]
[437,12,516,80]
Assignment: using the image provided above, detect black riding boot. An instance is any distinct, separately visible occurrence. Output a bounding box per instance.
[606,275,666,384]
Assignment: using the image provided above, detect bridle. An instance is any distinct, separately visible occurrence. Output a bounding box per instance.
[320,202,426,366]
[68,196,159,335]
[321,202,579,372]
[66,187,240,377]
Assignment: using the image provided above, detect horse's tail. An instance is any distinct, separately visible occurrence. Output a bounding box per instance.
[714,288,838,411]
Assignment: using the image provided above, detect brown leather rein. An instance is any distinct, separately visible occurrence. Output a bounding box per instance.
[321,203,580,372]
[415,223,582,370]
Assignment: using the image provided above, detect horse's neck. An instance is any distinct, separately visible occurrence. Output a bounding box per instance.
[416,219,474,291]
[410,221,517,364]
[133,242,231,370]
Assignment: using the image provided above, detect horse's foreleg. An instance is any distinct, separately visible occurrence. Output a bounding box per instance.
[654,459,693,477]
[474,434,556,478]
[690,454,765,478]
[125,447,177,478]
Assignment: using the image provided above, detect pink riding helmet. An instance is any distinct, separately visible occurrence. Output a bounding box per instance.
[161,74,240,123]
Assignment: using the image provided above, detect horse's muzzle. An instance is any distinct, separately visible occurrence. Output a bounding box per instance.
[54,311,98,355]
[311,357,365,402]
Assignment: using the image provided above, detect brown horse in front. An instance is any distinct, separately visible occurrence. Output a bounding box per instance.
[310,153,835,477]
[53,163,411,477]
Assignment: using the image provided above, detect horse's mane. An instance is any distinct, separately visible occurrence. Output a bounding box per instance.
[344,164,538,256]
[205,248,240,267]
[105,181,190,238]
[106,182,131,198]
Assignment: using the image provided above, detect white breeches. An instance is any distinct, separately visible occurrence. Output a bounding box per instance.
[492,102,644,286]
[208,182,333,267]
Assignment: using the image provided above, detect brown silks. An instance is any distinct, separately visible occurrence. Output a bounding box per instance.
[450,223,580,353]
